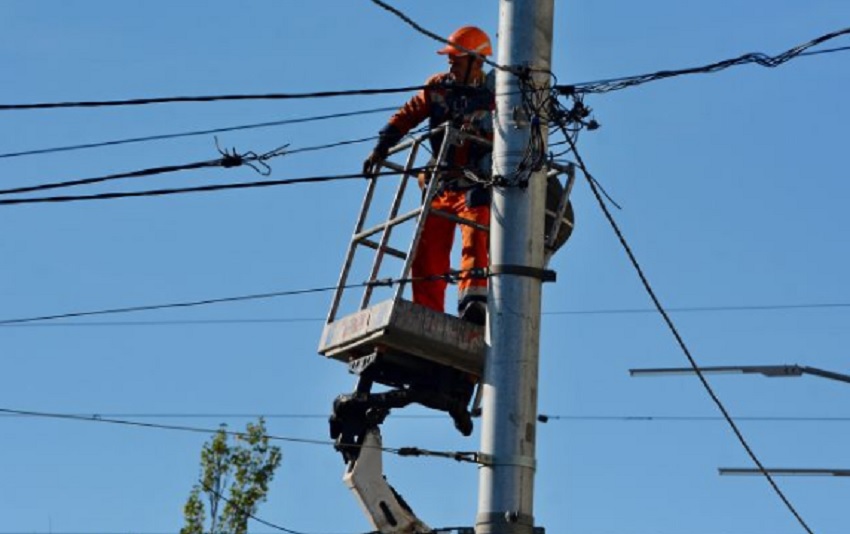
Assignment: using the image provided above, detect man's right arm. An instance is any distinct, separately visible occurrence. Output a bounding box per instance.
[363,76,439,177]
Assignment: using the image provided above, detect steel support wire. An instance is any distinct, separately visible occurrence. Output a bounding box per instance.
[561,131,814,534]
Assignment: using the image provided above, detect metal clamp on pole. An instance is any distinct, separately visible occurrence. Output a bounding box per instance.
[488,264,556,283]
[476,453,537,470]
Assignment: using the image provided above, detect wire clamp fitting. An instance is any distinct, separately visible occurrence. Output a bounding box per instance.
[488,265,556,283]
[475,453,537,470]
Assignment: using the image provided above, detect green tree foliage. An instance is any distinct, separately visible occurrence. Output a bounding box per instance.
[181,418,282,534]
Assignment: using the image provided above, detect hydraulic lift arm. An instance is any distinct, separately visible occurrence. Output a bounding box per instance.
[344,428,430,534]
[330,391,434,534]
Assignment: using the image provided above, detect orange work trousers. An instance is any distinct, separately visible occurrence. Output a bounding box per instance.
[412,189,490,313]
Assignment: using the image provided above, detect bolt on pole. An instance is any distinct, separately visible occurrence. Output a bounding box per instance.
[476,2,555,534]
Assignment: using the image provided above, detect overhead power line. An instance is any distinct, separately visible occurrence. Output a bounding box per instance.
[0,268,477,325]
[0,284,342,325]
[368,0,514,75]
[561,26,850,94]
[0,106,395,160]
[0,407,479,464]
[4,412,850,424]
[547,302,850,315]
[537,414,850,424]
[560,124,814,534]
[0,169,411,207]
[0,134,381,197]
[0,143,289,196]
[0,407,332,446]
[0,86,429,112]
[2,28,844,116]
[3,293,848,327]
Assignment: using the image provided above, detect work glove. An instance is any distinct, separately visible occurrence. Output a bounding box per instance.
[362,149,386,179]
[363,124,403,178]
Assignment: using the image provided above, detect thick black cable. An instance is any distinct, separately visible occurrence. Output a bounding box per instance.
[0,160,216,196]
[0,144,289,196]
[368,0,516,76]
[0,107,395,160]
[561,27,850,95]
[0,170,410,207]
[3,32,844,116]
[0,136,385,196]
[563,134,815,534]
[0,86,428,112]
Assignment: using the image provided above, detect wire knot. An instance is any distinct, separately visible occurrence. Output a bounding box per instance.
[214,136,289,176]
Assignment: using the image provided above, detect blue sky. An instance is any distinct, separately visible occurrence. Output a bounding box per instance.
[2,1,849,533]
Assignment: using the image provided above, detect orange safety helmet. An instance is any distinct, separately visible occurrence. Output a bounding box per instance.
[437,26,493,57]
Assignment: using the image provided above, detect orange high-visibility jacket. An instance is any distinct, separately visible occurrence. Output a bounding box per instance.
[377,71,494,178]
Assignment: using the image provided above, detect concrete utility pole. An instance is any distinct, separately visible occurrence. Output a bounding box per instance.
[476,2,554,534]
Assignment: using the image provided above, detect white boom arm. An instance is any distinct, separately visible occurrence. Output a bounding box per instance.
[343,429,430,534]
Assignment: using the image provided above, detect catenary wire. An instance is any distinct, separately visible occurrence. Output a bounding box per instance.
[0,407,480,464]
[0,169,415,207]
[0,107,396,160]
[368,0,514,76]
[0,268,480,325]
[0,407,333,447]
[561,27,850,94]
[0,134,384,196]
[1,30,844,115]
[4,412,850,424]
[0,283,355,326]
[3,298,848,327]
[562,129,815,534]
[0,143,289,196]
[0,86,429,112]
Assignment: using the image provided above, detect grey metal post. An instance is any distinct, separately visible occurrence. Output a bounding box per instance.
[476,3,554,534]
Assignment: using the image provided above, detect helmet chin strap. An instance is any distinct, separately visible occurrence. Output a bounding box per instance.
[463,57,474,84]
[454,56,478,85]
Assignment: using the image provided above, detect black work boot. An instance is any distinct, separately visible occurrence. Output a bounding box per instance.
[460,301,487,326]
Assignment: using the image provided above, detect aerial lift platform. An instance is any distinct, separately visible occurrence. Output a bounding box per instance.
[318,124,574,534]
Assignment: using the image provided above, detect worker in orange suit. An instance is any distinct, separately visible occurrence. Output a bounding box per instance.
[363,25,495,325]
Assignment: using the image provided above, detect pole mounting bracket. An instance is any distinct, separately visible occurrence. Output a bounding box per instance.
[489,264,556,282]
